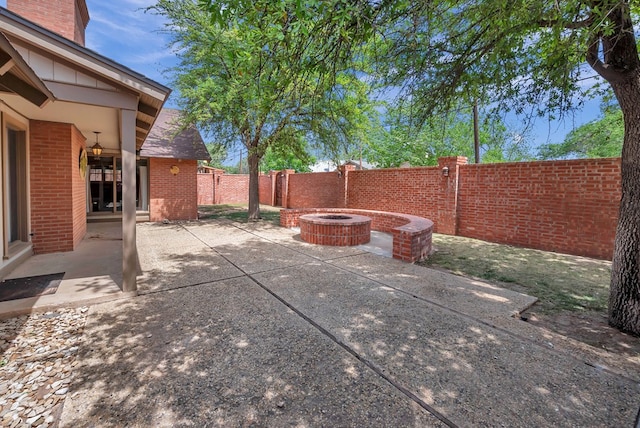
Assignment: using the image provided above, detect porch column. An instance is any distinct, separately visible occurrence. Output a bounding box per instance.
[121,108,137,292]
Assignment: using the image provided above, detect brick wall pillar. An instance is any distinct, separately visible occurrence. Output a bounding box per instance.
[437,156,468,235]
[30,120,86,254]
[339,164,355,208]
[211,168,225,204]
[281,169,295,208]
[269,170,279,206]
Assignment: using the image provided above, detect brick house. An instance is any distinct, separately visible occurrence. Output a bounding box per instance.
[0,0,207,292]
[140,108,211,222]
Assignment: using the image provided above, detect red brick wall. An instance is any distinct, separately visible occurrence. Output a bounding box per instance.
[197,173,214,205]
[149,158,198,221]
[204,157,621,260]
[216,174,249,204]
[288,172,345,208]
[30,120,79,253]
[197,172,273,206]
[347,166,454,233]
[259,174,273,205]
[456,158,620,259]
[7,0,88,45]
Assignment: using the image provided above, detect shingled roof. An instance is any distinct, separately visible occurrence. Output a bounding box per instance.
[140,108,211,161]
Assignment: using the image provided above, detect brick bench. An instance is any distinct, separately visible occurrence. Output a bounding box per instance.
[280,208,434,263]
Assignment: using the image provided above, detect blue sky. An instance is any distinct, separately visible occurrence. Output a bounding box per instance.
[0,0,606,159]
[83,0,176,93]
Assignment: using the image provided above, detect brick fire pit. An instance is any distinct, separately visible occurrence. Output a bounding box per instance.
[299,213,372,246]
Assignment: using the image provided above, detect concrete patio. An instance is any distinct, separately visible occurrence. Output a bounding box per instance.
[3,219,640,426]
[0,222,128,320]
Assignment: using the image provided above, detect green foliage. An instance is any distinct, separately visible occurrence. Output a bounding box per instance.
[370,1,619,122]
[202,143,227,168]
[151,0,377,218]
[364,104,531,168]
[260,136,315,173]
[538,104,623,159]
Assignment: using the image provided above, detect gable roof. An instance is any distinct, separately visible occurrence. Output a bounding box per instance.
[0,31,54,107]
[0,6,170,148]
[140,108,211,161]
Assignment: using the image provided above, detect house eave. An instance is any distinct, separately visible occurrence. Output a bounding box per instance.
[0,7,170,101]
[0,31,54,107]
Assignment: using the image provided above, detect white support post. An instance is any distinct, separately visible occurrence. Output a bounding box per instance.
[121,108,137,293]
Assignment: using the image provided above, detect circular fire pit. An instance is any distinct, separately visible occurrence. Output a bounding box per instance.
[299,213,371,246]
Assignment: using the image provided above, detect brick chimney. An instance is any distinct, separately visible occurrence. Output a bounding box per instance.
[7,0,90,46]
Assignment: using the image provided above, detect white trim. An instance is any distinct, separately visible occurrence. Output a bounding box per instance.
[0,101,29,126]
[2,112,30,256]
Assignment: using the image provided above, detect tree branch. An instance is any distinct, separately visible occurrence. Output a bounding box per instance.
[586,33,629,83]
[538,16,594,29]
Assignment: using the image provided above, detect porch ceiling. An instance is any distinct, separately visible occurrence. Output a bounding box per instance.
[2,92,141,152]
[1,92,165,152]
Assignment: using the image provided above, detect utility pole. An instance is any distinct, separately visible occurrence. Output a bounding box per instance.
[473,99,480,164]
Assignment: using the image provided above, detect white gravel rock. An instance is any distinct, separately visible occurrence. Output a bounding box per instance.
[0,307,88,427]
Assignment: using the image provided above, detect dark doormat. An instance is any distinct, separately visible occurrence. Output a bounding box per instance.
[0,272,65,303]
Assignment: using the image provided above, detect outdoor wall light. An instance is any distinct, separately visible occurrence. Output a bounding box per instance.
[442,166,449,177]
[91,131,104,157]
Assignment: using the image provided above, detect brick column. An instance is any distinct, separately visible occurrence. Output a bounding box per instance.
[281,169,295,208]
[339,164,355,208]
[212,168,225,204]
[269,170,279,206]
[437,156,468,235]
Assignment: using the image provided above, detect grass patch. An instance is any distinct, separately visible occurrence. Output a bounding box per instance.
[198,204,281,224]
[419,234,612,315]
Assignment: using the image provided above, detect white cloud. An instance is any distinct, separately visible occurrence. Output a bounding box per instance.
[84,0,174,84]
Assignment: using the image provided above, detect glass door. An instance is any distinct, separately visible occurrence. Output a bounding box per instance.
[88,156,121,213]
[87,157,149,215]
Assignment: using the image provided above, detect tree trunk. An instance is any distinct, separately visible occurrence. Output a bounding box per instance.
[609,74,640,336]
[247,150,261,221]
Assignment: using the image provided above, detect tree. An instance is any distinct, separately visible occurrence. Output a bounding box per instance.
[153,0,375,220]
[364,103,531,167]
[538,103,623,159]
[260,136,316,173]
[203,142,227,168]
[368,1,640,334]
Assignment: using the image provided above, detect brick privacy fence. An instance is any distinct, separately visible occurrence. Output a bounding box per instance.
[197,171,281,206]
[197,170,251,205]
[199,156,621,260]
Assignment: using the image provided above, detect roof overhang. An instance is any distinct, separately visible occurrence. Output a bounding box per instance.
[0,31,53,107]
[0,7,171,149]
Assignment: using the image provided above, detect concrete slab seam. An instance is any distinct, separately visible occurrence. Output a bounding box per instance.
[200,222,639,385]
[178,223,458,427]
